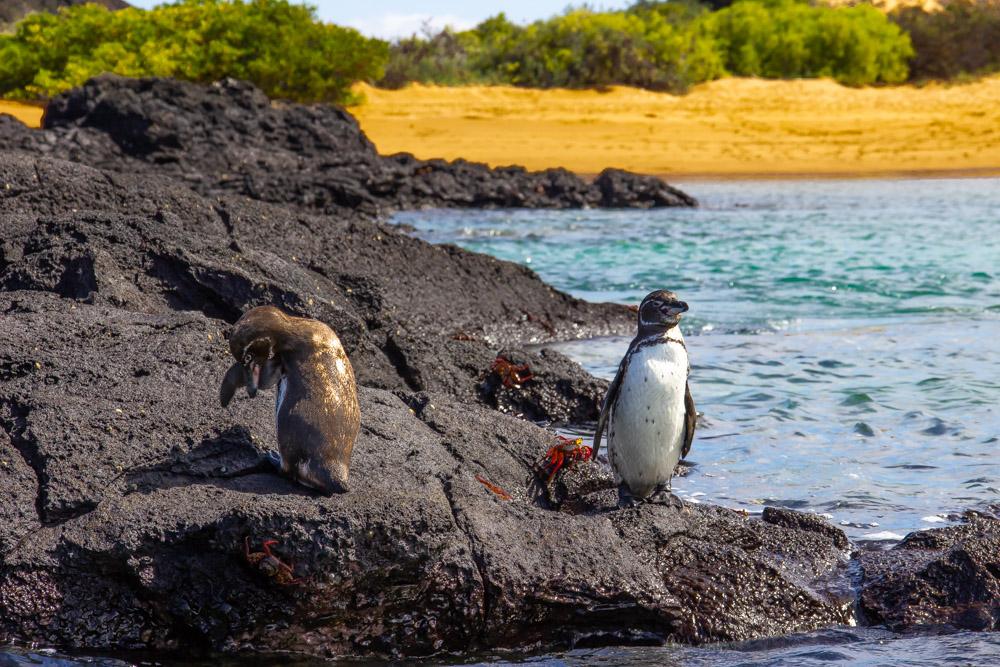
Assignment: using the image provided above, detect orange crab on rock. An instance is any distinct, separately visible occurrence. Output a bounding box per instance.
[244,537,302,586]
[490,356,534,388]
[537,435,594,484]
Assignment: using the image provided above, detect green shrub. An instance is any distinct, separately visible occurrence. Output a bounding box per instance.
[381,8,724,93]
[380,28,487,89]
[0,0,388,103]
[702,0,913,85]
[484,9,724,91]
[380,1,915,92]
[890,0,1000,81]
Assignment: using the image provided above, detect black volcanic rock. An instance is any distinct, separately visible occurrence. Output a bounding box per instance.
[1,75,696,214]
[859,510,1000,632]
[0,150,859,658]
[0,294,853,658]
[2,76,987,659]
[594,168,698,208]
[0,154,625,422]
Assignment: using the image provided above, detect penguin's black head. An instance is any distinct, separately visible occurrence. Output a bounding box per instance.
[237,337,282,397]
[637,289,688,332]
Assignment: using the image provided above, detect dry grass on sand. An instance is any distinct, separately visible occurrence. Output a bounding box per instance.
[351,77,1000,179]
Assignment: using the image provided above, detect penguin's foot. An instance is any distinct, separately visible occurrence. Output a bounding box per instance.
[263,450,283,471]
[649,484,687,513]
[617,483,640,509]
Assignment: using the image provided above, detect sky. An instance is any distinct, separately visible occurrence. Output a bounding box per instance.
[128,1,633,39]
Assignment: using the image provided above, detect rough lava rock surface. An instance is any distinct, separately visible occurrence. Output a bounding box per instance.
[0,75,697,214]
[0,154,623,422]
[859,509,1000,633]
[0,285,854,657]
[0,76,991,658]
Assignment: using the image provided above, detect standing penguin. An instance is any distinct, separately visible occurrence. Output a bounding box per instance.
[593,290,696,507]
[220,306,360,496]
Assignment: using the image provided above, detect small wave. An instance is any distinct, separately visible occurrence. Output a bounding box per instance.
[860,531,905,541]
[840,392,873,406]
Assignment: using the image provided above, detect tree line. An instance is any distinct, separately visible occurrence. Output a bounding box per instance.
[0,0,997,104]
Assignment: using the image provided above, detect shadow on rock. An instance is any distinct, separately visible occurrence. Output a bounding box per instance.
[121,426,311,498]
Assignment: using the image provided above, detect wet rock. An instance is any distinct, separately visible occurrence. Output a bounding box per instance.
[859,510,1000,632]
[1,75,696,214]
[763,507,850,551]
[479,348,609,423]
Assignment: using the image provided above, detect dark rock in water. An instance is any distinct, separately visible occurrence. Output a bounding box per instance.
[594,168,698,208]
[859,509,1000,632]
[0,75,696,214]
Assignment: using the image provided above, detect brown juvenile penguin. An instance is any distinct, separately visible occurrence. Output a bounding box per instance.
[220,306,360,495]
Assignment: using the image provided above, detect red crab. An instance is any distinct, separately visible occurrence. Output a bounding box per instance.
[538,435,593,484]
[475,473,513,501]
[244,537,301,586]
[491,356,534,388]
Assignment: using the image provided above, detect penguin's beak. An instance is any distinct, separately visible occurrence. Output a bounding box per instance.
[667,301,689,316]
[245,362,260,398]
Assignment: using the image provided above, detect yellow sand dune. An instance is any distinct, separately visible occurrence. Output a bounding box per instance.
[0,100,44,127]
[351,77,1000,179]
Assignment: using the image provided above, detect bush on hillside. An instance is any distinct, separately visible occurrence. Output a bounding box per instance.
[890,0,1000,81]
[703,0,913,85]
[481,9,724,91]
[0,0,388,103]
[379,1,913,92]
[379,9,723,93]
[380,28,486,89]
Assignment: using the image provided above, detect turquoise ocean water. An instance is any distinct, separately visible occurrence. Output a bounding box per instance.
[400,178,1000,543]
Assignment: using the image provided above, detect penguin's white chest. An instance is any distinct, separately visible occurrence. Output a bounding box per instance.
[275,376,288,426]
[608,341,688,498]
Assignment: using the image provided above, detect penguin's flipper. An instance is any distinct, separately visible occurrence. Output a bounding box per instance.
[682,381,696,460]
[593,347,633,459]
[220,362,246,407]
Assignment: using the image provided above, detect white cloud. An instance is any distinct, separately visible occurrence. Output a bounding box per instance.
[345,13,477,40]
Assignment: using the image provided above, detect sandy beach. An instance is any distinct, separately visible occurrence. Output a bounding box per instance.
[0,100,43,127]
[351,77,1000,179]
[6,77,1000,179]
